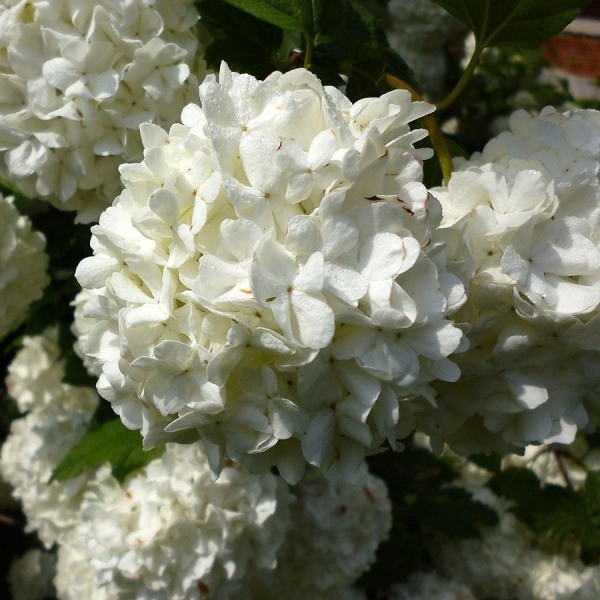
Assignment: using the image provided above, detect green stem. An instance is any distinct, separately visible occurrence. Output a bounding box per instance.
[303,32,314,71]
[436,43,483,113]
[386,74,453,185]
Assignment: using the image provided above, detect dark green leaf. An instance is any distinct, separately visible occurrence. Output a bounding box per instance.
[531,484,586,537]
[468,452,502,473]
[57,321,96,387]
[218,0,347,45]
[51,418,164,483]
[430,0,588,48]
[219,0,304,31]
[312,0,413,101]
[584,471,600,514]
[0,175,31,205]
[198,0,286,78]
[488,467,543,524]
[419,486,498,538]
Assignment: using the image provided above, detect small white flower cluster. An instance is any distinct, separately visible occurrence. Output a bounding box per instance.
[0,0,203,222]
[242,463,391,600]
[0,327,98,547]
[431,485,600,600]
[55,443,294,600]
[387,0,464,97]
[75,63,466,483]
[416,107,600,455]
[0,194,48,339]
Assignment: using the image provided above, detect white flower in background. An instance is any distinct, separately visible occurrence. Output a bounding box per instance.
[0,327,98,547]
[251,462,391,599]
[502,444,588,488]
[0,194,48,339]
[431,485,600,600]
[0,0,204,222]
[389,571,476,600]
[8,549,57,600]
[55,443,293,600]
[387,0,464,98]
[75,62,465,483]
[415,108,600,455]
[213,461,390,600]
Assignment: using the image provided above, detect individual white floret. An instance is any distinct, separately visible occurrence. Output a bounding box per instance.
[0,194,48,339]
[0,0,204,222]
[75,63,465,482]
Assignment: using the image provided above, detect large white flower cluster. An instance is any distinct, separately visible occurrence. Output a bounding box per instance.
[75,63,466,483]
[416,107,600,455]
[239,463,391,600]
[55,442,293,600]
[0,194,48,339]
[0,0,203,222]
[431,485,600,600]
[0,327,98,547]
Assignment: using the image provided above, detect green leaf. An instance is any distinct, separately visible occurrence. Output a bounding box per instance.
[532,484,587,538]
[198,0,286,78]
[488,467,543,524]
[219,0,347,44]
[430,0,588,48]
[584,471,600,514]
[51,418,163,483]
[419,486,498,538]
[312,0,413,101]
[219,0,305,31]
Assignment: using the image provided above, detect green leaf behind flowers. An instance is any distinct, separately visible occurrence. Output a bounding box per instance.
[198,0,287,78]
[197,0,412,100]
[218,0,305,32]
[51,418,164,484]
[489,466,600,560]
[430,0,588,48]
[357,444,498,593]
[218,0,346,44]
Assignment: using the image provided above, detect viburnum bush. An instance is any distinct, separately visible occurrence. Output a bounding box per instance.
[1,0,600,599]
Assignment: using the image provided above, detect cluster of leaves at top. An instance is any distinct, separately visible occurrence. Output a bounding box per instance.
[195,0,589,101]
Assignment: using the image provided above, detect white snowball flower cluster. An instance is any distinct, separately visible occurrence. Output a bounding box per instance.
[416,107,600,455]
[75,63,466,483]
[8,549,57,600]
[431,485,600,600]
[0,194,48,339]
[0,327,98,547]
[54,442,293,600]
[237,462,391,600]
[387,0,463,97]
[0,0,203,222]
